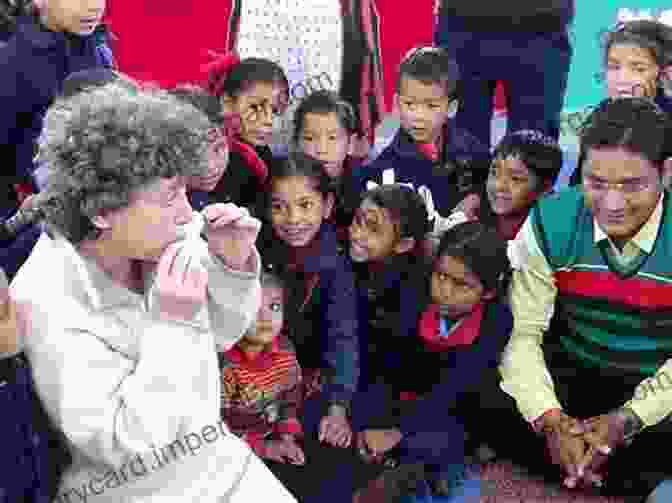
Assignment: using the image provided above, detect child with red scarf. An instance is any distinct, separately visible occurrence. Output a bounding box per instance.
[199,52,289,213]
[351,221,513,501]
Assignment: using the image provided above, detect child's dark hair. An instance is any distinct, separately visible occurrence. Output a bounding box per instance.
[266,152,335,199]
[207,55,289,100]
[362,184,430,244]
[578,97,672,171]
[293,90,360,142]
[436,222,510,296]
[397,46,461,100]
[169,84,223,126]
[604,20,672,81]
[493,130,563,189]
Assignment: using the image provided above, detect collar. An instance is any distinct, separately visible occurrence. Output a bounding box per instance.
[224,337,282,368]
[392,126,451,161]
[593,193,664,255]
[15,15,72,50]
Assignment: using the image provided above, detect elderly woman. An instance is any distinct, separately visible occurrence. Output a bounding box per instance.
[10,83,296,502]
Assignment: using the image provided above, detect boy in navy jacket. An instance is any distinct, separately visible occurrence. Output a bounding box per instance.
[351,47,490,235]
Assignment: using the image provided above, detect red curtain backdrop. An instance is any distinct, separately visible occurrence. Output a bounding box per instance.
[105,0,504,112]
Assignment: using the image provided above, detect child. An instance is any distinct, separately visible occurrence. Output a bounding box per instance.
[603,19,672,111]
[0,0,113,278]
[168,84,230,211]
[353,222,513,502]
[570,19,672,186]
[348,184,430,392]
[203,53,289,211]
[257,153,359,453]
[471,129,562,241]
[219,270,381,503]
[352,46,490,235]
[0,266,70,502]
[293,89,364,242]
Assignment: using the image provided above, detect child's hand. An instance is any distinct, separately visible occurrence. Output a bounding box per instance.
[319,405,352,448]
[357,429,403,462]
[264,437,306,465]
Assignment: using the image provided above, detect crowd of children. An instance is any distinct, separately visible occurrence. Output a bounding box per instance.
[5,1,672,502]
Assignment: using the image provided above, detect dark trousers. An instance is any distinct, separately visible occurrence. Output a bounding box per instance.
[302,386,466,494]
[435,15,572,148]
[466,339,672,500]
[264,435,384,503]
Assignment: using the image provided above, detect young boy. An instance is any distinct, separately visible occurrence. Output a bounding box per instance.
[0,267,70,502]
[352,46,490,235]
[0,0,113,277]
[472,129,563,241]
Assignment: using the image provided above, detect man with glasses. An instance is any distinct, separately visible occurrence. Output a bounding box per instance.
[493,98,672,500]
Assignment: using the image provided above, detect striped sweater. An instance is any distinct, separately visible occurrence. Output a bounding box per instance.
[531,188,672,375]
[219,335,303,458]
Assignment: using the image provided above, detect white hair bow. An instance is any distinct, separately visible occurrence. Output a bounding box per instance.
[615,8,672,29]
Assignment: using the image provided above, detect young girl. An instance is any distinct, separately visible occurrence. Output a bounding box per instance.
[203,53,289,211]
[570,19,672,185]
[353,221,513,502]
[257,153,359,453]
[465,130,562,241]
[219,270,382,503]
[293,90,364,242]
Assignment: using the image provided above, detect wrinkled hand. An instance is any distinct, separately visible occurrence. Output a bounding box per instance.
[0,268,20,355]
[357,429,403,464]
[264,437,306,465]
[454,193,480,220]
[190,134,228,192]
[319,406,352,448]
[202,203,261,272]
[541,412,590,488]
[150,242,208,323]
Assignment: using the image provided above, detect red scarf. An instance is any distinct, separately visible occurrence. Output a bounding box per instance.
[418,303,485,352]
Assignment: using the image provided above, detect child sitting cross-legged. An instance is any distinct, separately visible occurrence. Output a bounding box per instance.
[218,270,381,503]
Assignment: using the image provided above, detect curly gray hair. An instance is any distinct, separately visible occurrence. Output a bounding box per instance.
[38,82,212,244]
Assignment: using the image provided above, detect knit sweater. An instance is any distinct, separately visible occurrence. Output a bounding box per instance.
[219,336,303,458]
[531,188,672,375]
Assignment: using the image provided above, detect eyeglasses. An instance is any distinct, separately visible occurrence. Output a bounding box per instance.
[583,175,657,195]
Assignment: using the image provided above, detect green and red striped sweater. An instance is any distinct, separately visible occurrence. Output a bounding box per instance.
[531,188,672,376]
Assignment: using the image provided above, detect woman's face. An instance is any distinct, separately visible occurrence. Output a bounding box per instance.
[94,177,194,262]
[606,43,660,99]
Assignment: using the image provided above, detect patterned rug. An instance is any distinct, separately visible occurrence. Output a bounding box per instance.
[474,461,627,502]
